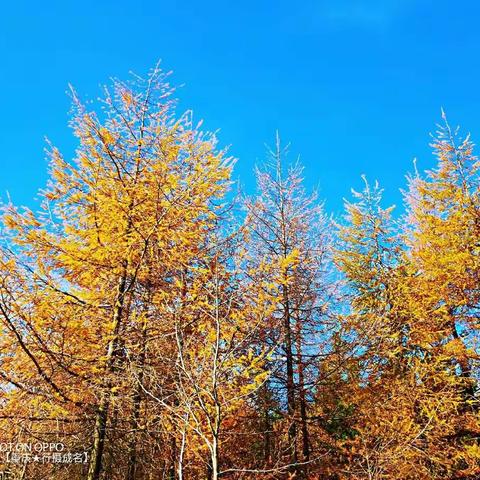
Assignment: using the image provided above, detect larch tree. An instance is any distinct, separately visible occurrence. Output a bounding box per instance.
[402,115,480,477]
[404,114,480,405]
[0,65,233,480]
[334,178,414,479]
[245,135,333,478]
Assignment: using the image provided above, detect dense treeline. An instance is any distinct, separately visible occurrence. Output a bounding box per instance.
[0,68,479,480]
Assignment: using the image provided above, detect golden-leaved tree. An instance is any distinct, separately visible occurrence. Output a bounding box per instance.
[0,65,233,480]
[334,178,417,479]
[334,117,480,479]
[402,115,480,477]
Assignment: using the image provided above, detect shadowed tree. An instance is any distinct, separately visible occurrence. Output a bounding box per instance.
[245,134,333,477]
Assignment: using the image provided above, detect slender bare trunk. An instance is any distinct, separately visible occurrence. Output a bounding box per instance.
[126,394,142,480]
[263,402,271,464]
[299,380,310,462]
[449,309,476,403]
[283,284,298,473]
[177,420,188,480]
[87,264,128,480]
[211,434,219,480]
[127,308,149,480]
[295,322,310,464]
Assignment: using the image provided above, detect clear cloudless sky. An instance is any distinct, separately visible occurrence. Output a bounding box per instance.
[1,0,479,216]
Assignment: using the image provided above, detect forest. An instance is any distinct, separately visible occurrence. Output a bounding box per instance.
[0,67,478,480]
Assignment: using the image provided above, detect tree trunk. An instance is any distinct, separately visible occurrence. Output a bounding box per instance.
[177,422,187,480]
[87,265,128,480]
[298,358,310,463]
[263,404,271,464]
[211,435,219,480]
[449,310,476,403]
[283,284,298,473]
[127,307,149,480]
[295,322,310,465]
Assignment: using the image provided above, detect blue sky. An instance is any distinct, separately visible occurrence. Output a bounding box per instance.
[1,0,479,215]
